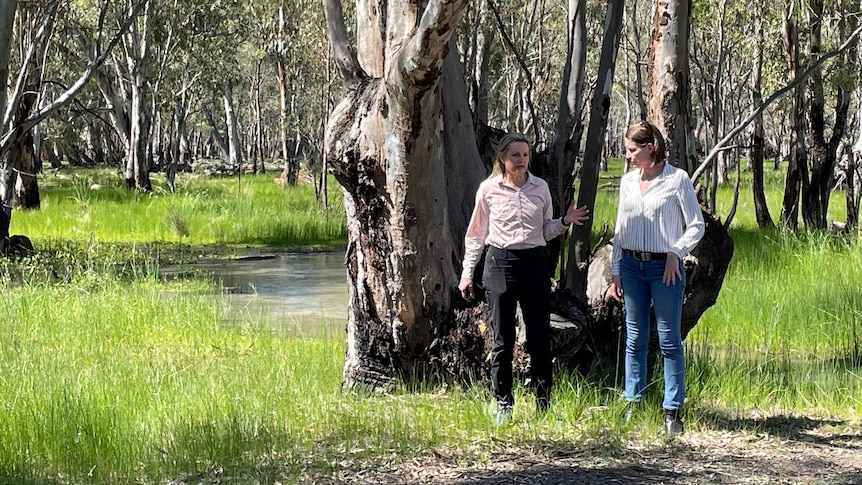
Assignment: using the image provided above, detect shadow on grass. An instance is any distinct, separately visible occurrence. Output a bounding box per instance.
[331,433,862,485]
[700,410,861,449]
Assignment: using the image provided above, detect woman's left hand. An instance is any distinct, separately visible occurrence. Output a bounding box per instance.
[564,203,590,226]
[663,253,682,286]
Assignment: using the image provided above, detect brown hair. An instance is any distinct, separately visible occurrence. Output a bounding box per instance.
[490,133,531,178]
[625,121,666,165]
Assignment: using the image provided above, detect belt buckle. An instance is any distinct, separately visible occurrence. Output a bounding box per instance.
[639,251,651,261]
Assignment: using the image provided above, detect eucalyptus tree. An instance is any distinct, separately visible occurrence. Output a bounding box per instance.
[544,0,586,282]
[647,0,696,173]
[3,0,61,210]
[462,0,497,127]
[323,0,484,389]
[0,1,16,128]
[0,0,18,250]
[851,83,862,226]
[691,0,730,198]
[118,0,153,190]
[850,4,862,228]
[750,14,776,228]
[801,0,857,229]
[0,0,144,253]
[565,0,625,298]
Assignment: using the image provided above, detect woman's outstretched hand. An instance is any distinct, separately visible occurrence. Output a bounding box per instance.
[564,203,590,226]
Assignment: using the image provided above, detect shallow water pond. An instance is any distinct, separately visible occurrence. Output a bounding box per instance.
[161,251,348,336]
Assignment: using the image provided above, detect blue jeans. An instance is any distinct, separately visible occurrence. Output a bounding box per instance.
[621,253,686,410]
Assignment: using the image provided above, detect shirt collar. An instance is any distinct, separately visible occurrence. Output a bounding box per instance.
[493,172,538,189]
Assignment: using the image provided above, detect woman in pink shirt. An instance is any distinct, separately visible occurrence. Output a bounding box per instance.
[459,133,589,424]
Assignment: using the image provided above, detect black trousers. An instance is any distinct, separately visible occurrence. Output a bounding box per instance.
[483,246,552,408]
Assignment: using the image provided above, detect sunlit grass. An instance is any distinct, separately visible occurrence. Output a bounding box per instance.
[0,163,859,483]
[11,169,346,247]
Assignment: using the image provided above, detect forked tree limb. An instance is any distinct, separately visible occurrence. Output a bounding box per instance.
[322,0,363,81]
[0,1,148,157]
[691,23,862,184]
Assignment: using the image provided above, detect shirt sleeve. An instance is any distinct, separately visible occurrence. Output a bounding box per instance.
[611,189,624,276]
[461,185,490,281]
[542,185,568,241]
[669,172,705,259]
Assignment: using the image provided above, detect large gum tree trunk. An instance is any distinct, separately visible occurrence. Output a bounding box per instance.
[647,0,696,173]
[323,0,471,390]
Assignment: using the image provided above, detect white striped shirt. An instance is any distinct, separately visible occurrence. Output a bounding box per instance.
[611,162,705,275]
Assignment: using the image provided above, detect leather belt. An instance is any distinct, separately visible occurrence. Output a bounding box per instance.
[623,249,668,261]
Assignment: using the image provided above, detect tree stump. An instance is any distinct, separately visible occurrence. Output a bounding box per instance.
[1,235,34,258]
[433,289,590,386]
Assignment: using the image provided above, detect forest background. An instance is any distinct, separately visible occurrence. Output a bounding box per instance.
[0,0,861,483]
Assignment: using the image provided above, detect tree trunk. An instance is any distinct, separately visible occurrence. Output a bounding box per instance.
[802,0,854,230]
[711,0,728,197]
[125,67,151,191]
[751,18,774,229]
[851,92,862,227]
[802,0,827,229]
[565,0,624,300]
[10,92,40,209]
[0,0,16,132]
[324,0,470,390]
[223,84,242,173]
[542,0,586,282]
[467,0,494,127]
[780,3,807,229]
[252,59,264,174]
[123,0,152,192]
[0,0,18,250]
[647,0,696,174]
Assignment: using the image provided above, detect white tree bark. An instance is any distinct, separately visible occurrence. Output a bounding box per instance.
[324,0,471,390]
[223,84,242,172]
[647,0,696,173]
[0,0,18,137]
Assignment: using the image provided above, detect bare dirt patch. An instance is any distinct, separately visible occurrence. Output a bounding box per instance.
[317,415,862,484]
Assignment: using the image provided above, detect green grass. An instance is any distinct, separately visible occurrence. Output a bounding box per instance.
[11,169,346,247]
[0,164,859,483]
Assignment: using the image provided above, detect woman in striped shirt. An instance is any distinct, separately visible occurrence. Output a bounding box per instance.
[607,122,704,435]
[459,133,589,424]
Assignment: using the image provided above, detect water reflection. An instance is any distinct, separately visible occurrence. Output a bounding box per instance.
[161,251,349,335]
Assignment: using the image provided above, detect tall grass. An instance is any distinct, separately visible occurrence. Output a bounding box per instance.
[0,164,859,483]
[11,169,346,247]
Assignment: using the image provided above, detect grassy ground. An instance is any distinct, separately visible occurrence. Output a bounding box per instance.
[11,169,346,248]
[0,165,860,484]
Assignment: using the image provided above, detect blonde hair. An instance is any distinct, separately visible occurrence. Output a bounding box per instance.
[490,133,531,178]
[625,121,666,165]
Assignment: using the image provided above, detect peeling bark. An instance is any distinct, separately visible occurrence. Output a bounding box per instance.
[324,0,470,390]
[647,0,696,174]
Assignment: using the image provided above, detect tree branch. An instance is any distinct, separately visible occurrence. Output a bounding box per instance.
[2,1,61,132]
[487,0,541,142]
[692,23,862,184]
[0,0,148,158]
[322,0,363,81]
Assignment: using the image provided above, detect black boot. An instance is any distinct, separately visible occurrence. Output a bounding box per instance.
[664,409,684,435]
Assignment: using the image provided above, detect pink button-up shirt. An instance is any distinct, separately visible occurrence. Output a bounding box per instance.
[461,173,568,280]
